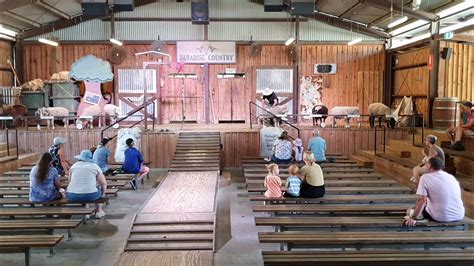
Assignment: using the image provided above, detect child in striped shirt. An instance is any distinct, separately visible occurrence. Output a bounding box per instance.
[264,163,282,198]
[285,164,302,198]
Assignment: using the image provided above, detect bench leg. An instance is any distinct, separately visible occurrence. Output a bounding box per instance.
[67,229,73,241]
[25,248,30,266]
[48,247,55,258]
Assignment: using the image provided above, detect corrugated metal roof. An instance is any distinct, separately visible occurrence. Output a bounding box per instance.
[209,22,290,41]
[116,2,191,18]
[210,0,288,19]
[300,20,380,41]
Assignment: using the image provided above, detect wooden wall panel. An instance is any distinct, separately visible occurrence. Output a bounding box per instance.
[0,41,13,86]
[394,47,429,68]
[438,41,474,103]
[222,128,409,167]
[14,129,176,168]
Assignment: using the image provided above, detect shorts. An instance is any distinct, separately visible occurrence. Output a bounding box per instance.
[67,187,102,202]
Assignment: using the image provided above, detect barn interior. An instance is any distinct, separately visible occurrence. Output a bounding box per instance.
[0,0,473,265]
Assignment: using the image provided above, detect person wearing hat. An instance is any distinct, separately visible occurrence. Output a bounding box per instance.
[93,137,114,174]
[411,135,445,183]
[67,149,107,218]
[292,138,304,163]
[446,101,474,151]
[123,138,149,189]
[48,137,71,177]
[262,88,279,107]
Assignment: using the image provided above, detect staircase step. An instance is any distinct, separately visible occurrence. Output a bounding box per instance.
[128,233,213,242]
[134,213,214,224]
[383,145,411,158]
[171,161,219,164]
[132,224,214,233]
[125,242,213,251]
[349,155,374,168]
[169,167,219,172]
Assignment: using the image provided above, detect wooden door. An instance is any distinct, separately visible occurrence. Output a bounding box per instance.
[216,77,248,122]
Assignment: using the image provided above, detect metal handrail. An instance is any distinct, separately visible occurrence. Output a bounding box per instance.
[5,127,19,159]
[101,100,156,140]
[373,124,386,156]
[249,101,300,138]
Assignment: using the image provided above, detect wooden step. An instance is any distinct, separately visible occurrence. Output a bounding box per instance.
[128,233,213,242]
[134,213,214,224]
[383,145,411,158]
[350,154,374,168]
[132,224,214,233]
[169,167,219,172]
[171,159,219,163]
[0,148,17,158]
[125,242,213,251]
[244,172,385,180]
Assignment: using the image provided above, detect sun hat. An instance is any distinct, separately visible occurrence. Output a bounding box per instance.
[293,138,302,147]
[262,88,273,96]
[74,150,93,162]
[53,137,67,146]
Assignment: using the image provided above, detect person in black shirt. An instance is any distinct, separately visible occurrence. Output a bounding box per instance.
[262,88,279,107]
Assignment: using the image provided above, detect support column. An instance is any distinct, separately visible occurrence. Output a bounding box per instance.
[13,39,24,85]
[384,51,393,106]
[293,16,300,123]
[428,39,440,128]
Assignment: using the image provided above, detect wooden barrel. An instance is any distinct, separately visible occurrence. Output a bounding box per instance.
[432,97,458,129]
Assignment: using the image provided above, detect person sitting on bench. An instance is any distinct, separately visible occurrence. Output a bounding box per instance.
[29,152,63,202]
[447,101,474,151]
[93,137,114,174]
[271,131,292,164]
[284,164,301,198]
[410,147,433,182]
[299,151,325,198]
[123,138,149,189]
[404,157,464,226]
[411,135,445,183]
[49,137,71,177]
[307,129,326,164]
[67,150,107,219]
[264,163,282,198]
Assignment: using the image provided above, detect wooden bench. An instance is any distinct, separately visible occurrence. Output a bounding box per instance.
[244,168,374,174]
[0,235,64,266]
[252,204,412,216]
[242,163,360,169]
[0,197,109,207]
[245,179,400,187]
[258,231,474,250]
[0,180,127,189]
[255,216,473,232]
[0,188,119,197]
[261,250,474,266]
[244,173,384,180]
[0,219,82,239]
[0,175,133,182]
[0,207,95,218]
[249,194,417,204]
[246,186,412,194]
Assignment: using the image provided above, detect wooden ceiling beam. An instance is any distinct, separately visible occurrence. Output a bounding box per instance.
[1,11,41,28]
[35,0,71,20]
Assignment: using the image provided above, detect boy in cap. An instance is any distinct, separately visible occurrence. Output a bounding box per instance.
[123,138,149,189]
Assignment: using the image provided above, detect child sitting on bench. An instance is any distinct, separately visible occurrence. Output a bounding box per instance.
[264,163,282,198]
[284,164,302,198]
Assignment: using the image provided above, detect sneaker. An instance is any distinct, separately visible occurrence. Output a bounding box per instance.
[130,180,137,190]
[94,210,105,219]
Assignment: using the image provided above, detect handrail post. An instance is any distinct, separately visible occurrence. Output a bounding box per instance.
[15,129,18,158]
[383,125,386,154]
[6,128,9,157]
[249,101,252,129]
[374,126,377,156]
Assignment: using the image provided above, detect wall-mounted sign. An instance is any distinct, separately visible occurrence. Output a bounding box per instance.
[444,31,454,40]
[177,42,236,64]
[428,54,433,70]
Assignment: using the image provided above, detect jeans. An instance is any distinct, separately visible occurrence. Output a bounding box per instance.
[271,155,292,164]
[67,187,102,202]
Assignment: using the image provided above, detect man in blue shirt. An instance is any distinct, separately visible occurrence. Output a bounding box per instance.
[92,138,112,173]
[307,129,326,164]
[123,138,149,189]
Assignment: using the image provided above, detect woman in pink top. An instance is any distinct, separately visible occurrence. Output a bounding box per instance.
[264,163,282,198]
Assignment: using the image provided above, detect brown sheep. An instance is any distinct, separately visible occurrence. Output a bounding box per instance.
[0,104,28,127]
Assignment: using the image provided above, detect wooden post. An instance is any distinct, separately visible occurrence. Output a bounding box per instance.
[13,39,24,85]
[293,16,300,123]
[204,24,210,124]
[384,52,393,106]
[428,39,440,128]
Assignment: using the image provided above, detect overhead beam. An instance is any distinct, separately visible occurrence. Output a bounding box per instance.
[339,1,363,19]
[0,0,34,12]
[363,0,438,22]
[35,0,70,20]
[308,13,390,38]
[19,0,156,39]
[1,11,41,27]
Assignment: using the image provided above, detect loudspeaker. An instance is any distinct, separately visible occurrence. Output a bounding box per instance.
[264,0,284,12]
[441,47,452,60]
[291,0,315,16]
[114,0,134,11]
[191,1,209,25]
[81,0,109,17]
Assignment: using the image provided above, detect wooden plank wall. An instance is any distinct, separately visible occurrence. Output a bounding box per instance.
[0,41,13,87]
[222,128,409,167]
[437,41,474,103]
[10,129,177,168]
[22,43,385,123]
[392,47,430,123]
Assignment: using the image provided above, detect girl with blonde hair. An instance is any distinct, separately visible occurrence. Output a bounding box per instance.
[299,151,325,198]
[263,163,282,198]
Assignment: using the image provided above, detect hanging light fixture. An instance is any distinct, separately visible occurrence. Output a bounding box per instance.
[388,16,408,28]
[39,38,59,46]
[348,38,362,45]
[0,24,16,37]
[109,9,123,46]
[285,37,295,46]
[109,38,123,46]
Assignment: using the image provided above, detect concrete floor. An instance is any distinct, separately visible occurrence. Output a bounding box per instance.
[0,168,273,266]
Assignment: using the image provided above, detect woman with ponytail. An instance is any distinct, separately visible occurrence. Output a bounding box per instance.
[29,152,62,202]
[299,151,325,198]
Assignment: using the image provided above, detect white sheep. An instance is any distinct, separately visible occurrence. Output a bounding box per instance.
[77,105,102,129]
[35,107,70,129]
[103,104,121,125]
[331,106,360,128]
[368,103,396,128]
[50,71,70,81]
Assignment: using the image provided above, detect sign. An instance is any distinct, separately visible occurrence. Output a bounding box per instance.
[259,126,283,158]
[428,54,433,70]
[444,31,454,40]
[177,42,236,64]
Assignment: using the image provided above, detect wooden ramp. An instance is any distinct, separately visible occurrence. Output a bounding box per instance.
[118,132,219,266]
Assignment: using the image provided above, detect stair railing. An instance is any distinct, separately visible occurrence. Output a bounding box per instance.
[101,100,156,140]
[5,127,19,159]
[249,101,300,138]
[373,124,386,156]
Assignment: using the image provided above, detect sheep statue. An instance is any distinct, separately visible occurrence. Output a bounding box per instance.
[368,103,396,129]
[35,107,70,129]
[312,105,328,127]
[103,104,121,125]
[331,106,360,128]
[76,105,102,129]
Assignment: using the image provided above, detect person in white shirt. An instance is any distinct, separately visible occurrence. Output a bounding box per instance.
[404,157,465,226]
